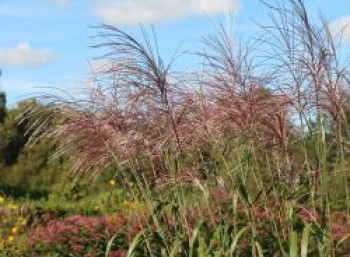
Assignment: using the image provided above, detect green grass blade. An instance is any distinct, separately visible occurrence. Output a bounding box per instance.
[301,225,311,257]
[255,242,264,257]
[126,231,145,257]
[229,226,249,255]
[198,235,208,256]
[336,232,350,247]
[169,239,182,257]
[208,224,223,252]
[289,231,298,257]
[105,232,120,257]
[189,221,203,257]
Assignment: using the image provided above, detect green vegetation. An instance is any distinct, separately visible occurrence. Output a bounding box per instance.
[0,0,349,256]
[0,98,66,199]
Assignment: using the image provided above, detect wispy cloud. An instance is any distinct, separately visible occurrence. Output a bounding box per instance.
[95,0,241,26]
[89,59,113,74]
[0,43,55,68]
[330,15,350,44]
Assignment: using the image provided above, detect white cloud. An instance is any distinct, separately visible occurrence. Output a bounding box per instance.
[50,0,68,5]
[95,0,240,26]
[0,43,55,68]
[330,16,350,44]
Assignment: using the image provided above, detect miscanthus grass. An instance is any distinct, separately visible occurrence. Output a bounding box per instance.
[29,0,350,256]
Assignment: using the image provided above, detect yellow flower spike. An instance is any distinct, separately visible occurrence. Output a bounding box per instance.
[7,236,14,242]
[94,205,99,211]
[109,180,116,186]
[0,196,4,204]
[11,227,18,234]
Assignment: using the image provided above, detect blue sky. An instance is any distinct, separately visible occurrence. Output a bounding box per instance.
[0,0,349,106]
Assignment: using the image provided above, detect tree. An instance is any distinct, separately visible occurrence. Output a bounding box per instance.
[0,99,69,197]
[0,92,6,123]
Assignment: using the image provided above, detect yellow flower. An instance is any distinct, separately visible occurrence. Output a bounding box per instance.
[0,241,4,249]
[133,200,139,209]
[18,217,27,225]
[122,200,130,208]
[6,203,17,210]
[21,218,27,226]
[0,196,4,204]
[109,180,116,186]
[11,227,19,234]
[94,205,99,211]
[7,236,14,242]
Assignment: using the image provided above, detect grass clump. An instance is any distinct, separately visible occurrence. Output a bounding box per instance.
[8,0,350,256]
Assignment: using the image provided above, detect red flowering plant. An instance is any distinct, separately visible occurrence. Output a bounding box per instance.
[27,214,129,256]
